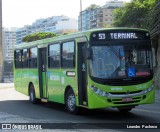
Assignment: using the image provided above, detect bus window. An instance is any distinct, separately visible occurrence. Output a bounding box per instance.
[22,49,28,68]
[29,47,37,68]
[62,41,75,68]
[48,44,60,68]
[15,50,22,68]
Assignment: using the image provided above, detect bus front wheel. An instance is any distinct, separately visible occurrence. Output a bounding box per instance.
[29,84,37,104]
[65,89,79,114]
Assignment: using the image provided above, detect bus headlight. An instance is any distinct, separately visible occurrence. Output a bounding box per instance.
[90,85,109,97]
[142,84,154,94]
[90,85,98,92]
[143,90,148,94]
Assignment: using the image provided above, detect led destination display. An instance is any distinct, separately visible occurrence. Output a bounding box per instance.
[90,30,150,41]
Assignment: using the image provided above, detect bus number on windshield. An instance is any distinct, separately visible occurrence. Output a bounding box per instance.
[99,33,106,40]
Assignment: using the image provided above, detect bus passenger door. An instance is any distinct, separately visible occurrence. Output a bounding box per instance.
[38,48,48,99]
[78,43,88,106]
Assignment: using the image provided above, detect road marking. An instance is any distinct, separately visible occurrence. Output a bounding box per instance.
[135,108,160,114]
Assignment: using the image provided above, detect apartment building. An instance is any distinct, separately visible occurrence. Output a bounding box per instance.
[78,9,91,31]
[16,15,78,44]
[78,0,125,31]
[3,28,16,62]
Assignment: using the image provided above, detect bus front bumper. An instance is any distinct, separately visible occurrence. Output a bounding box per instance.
[87,87,155,109]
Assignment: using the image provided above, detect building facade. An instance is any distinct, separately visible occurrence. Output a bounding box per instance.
[104,0,125,8]
[78,9,91,31]
[16,15,78,44]
[3,28,16,62]
[78,0,125,31]
[2,28,16,82]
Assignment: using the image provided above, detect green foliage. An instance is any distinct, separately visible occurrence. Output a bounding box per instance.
[86,4,100,10]
[22,32,56,42]
[113,0,156,29]
[63,33,69,35]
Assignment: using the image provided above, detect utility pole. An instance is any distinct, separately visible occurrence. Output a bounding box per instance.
[0,0,3,82]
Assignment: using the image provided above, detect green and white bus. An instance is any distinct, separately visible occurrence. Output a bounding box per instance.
[14,28,155,114]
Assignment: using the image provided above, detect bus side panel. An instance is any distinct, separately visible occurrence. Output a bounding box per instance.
[15,69,39,97]
[48,69,77,104]
[47,69,63,103]
[64,69,78,104]
[19,69,29,95]
[14,69,22,93]
[27,69,40,98]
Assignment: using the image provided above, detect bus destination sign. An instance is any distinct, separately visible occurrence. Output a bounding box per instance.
[91,30,150,41]
[110,33,138,39]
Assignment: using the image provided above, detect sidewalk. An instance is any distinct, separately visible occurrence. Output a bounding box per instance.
[0,83,14,89]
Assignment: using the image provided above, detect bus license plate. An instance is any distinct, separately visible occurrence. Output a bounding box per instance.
[122,98,133,102]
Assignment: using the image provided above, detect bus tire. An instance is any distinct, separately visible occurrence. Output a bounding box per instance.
[118,108,132,113]
[65,89,79,114]
[29,84,37,104]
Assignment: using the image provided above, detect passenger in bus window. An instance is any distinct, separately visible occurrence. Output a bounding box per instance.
[125,51,135,66]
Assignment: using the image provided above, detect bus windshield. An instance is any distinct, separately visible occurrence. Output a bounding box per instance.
[90,41,153,80]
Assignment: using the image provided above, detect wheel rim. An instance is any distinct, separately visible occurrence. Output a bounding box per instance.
[67,94,76,112]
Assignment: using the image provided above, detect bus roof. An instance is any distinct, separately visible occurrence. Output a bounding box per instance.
[15,27,149,50]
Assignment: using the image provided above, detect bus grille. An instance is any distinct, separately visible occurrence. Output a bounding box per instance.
[106,76,153,86]
[107,96,146,105]
[109,90,142,95]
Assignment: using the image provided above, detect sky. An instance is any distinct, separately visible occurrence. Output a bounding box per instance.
[2,0,131,28]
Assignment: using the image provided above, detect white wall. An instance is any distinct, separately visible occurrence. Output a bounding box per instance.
[56,19,78,30]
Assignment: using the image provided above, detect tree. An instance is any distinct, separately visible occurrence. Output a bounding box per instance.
[113,0,156,29]
[22,32,56,42]
[86,4,100,10]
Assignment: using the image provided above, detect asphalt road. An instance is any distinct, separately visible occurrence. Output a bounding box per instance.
[0,84,160,131]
